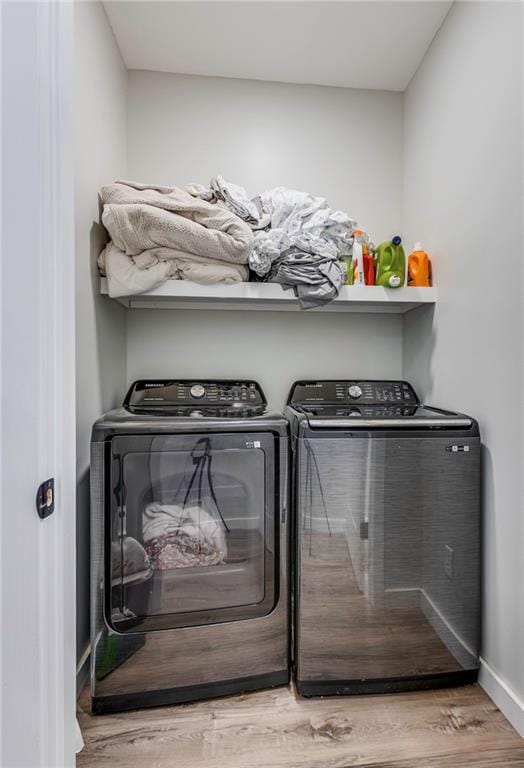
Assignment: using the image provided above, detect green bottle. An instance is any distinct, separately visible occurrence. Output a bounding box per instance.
[375,235,406,288]
[342,256,354,285]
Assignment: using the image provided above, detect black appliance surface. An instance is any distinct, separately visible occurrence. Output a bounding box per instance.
[286,379,481,697]
[90,380,289,714]
[287,380,474,430]
[125,379,267,417]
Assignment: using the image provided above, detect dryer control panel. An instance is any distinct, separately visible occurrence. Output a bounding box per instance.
[288,380,419,406]
[125,379,266,410]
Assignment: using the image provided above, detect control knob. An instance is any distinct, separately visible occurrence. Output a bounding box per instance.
[348,384,363,400]
[190,384,206,399]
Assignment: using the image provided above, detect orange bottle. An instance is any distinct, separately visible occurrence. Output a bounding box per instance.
[408,242,432,287]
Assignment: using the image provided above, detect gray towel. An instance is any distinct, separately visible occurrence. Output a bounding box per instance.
[266,249,345,310]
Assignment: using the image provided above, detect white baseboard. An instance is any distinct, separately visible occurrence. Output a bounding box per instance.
[479,658,524,739]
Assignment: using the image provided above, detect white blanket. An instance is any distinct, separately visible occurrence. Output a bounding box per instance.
[143,502,228,569]
[99,181,252,297]
[99,242,248,297]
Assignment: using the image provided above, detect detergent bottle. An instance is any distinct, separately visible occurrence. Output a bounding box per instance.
[352,230,375,285]
[408,242,432,287]
[362,242,375,285]
[343,257,354,285]
[375,235,406,288]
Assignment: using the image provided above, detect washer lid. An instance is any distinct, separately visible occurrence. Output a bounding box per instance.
[287,380,472,429]
[296,404,472,429]
[124,379,267,416]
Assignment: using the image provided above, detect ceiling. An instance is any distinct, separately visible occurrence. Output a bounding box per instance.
[103,1,452,92]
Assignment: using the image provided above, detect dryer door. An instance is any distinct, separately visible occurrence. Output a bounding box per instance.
[107,432,278,633]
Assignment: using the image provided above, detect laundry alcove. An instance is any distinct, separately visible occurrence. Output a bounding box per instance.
[74,0,523,742]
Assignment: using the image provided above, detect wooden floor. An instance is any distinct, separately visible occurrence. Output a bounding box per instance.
[77,682,524,767]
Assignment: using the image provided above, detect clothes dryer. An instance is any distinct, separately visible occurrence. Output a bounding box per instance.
[91,379,289,713]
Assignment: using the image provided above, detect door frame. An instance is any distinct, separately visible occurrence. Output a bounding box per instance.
[1,2,76,766]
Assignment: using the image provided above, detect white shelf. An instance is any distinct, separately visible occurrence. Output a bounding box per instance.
[100,278,436,313]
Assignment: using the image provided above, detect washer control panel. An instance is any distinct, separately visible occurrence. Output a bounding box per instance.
[125,379,266,409]
[289,380,419,406]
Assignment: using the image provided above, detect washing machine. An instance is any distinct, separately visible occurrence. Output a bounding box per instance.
[90,379,289,714]
[286,380,481,696]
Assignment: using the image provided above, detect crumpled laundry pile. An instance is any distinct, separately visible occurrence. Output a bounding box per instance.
[252,187,355,309]
[192,177,360,308]
[99,175,368,308]
[142,501,228,570]
[188,176,270,230]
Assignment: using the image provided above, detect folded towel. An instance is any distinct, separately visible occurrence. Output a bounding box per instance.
[99,180,253,297]
[101,180,253,265]
[99,242,248,298]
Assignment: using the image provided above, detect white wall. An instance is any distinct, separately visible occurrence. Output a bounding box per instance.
[127,310,403,407]
[76,2,524,735]
[125,71,404,401]
[2,3,76,764]
[127,71,402,243]
[75,1,128,680]
[402,0,523,724]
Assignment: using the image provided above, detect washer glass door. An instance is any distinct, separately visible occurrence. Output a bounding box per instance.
[107,432,277,633]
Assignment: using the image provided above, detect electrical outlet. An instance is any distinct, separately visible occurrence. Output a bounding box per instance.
[444,545,454,579]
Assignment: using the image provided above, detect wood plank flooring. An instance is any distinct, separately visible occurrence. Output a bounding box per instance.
[77,682,524,768]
